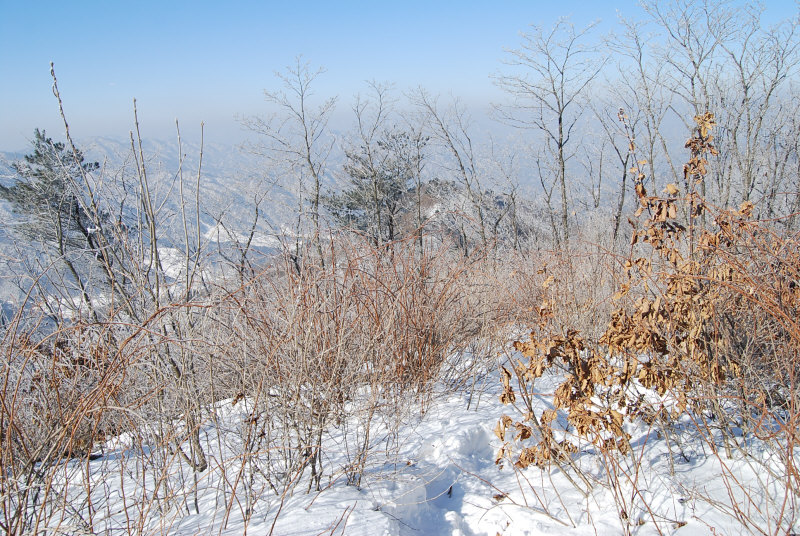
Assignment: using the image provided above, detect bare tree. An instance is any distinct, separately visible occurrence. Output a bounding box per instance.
[494,19,605,247]
[606,15,679,193]
[410,89,489,255]
[349,82,393,247]
[642,0,800,215]
[488,136,529,251]
[244,57,337,268]
[714,5,800,204]
[588,97,642,244]
[396,106,436,252]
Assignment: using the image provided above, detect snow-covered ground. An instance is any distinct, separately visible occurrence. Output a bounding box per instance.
[43,363,797,536]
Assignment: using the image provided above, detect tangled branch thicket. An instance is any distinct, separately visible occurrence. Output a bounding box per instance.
[3,112,797,533]
[1,215,538,534]
[497,113,800,534]
[3,4,800,530]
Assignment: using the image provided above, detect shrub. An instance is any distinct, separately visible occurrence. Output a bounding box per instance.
[497,113,800,534]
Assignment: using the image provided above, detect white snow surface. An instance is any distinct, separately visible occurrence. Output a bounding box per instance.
[60,368,798,535]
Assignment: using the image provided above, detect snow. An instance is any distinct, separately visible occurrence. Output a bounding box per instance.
[43,365,800,535]
[202,222,282,249]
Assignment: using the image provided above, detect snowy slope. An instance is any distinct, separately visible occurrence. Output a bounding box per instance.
[52,365,799,536]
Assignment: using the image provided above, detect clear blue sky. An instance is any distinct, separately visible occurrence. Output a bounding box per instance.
[0,1,796,151]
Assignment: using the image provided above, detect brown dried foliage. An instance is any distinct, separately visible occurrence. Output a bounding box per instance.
[498,113,800,530]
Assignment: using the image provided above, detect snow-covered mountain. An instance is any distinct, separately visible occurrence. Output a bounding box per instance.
[0,137,301,306]
[0,136,307,249]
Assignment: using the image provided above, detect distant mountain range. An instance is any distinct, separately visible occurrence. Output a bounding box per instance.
[0,136,308,239]
[0,136,308,307]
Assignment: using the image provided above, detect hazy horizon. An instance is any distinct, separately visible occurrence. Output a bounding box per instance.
[3,1,799,153]
[2,1,652,151]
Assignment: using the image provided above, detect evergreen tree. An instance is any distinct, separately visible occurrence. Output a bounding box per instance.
[1,129,108,318]
[1,129,102,255]
[325,130,425,246]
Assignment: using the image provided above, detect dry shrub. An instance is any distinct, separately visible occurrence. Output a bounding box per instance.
[0,293,229,534]
[0,317,126,534]
[211,233,513,497]
[498,113,800,534]
[0,226,527,533]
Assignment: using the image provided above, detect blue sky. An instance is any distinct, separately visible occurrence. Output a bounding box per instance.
[0,1,796,151]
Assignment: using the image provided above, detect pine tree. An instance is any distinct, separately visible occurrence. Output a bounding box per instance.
[1,129,101,254]
[1,129,106,318]
[324,130,425,246]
